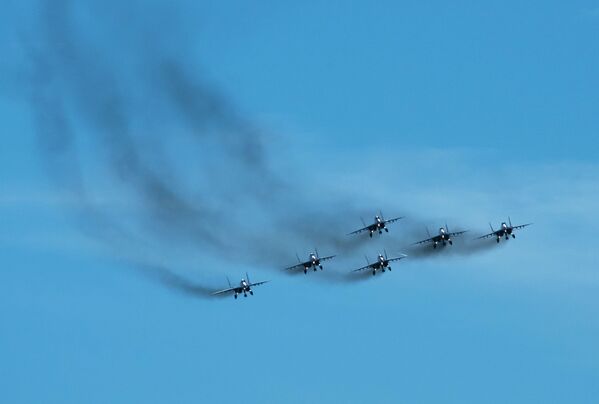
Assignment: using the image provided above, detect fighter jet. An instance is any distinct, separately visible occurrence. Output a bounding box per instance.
[414,224,467,248]
[476,217,532,243]
[212,273,269,299]
[352,250,407,276]
[285,250,336,274]
[348,212,404,238]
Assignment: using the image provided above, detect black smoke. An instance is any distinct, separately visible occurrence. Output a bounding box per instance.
[16,1,508,296]
[20,0,376,294]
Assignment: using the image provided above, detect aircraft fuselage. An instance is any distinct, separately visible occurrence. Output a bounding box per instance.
[233,280,253,299]
[432,228,453,247]
[368,216,388,236]
[371,255,392,275]
[302,253,324,273]
[494,223,516,242]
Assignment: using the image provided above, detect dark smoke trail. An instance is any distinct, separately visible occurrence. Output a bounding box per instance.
[20,1,369,293]
[16,1,507,296]
[135,263,219,299]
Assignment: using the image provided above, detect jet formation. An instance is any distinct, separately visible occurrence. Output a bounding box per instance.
[213,213,532,299]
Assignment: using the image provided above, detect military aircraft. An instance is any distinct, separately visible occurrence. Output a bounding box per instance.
[352,250,408,276]
[414,224,467,248]
[348,212,404,238]
[476,217,532,243]
[212,273,269,299]
[285,250,336,274]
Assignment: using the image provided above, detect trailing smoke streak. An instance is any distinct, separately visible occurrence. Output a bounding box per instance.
[21,3,215,293]
[22,1,375,293]
[20,1,508,295]
[38,2,229,252]
[136,263,218,299]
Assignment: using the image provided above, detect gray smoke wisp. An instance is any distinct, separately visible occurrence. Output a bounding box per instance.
[21,1,374,293]
[136,263,220,300]
[18,1,507,295]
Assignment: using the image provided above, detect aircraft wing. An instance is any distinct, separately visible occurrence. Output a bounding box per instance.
[352,263,375,272]
[285,262,308,271]
[384,216,404,224]
[387,254,408,263]
[319,255,336,262]
[347,226,372,235]
[211,286,238,296]
[249,280,269,287]
[413,236,435,245]
[448,230,468,237]
[513,223,533,230]
[475,231,497,240]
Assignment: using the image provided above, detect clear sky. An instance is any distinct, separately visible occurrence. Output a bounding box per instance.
[1,1,599,403]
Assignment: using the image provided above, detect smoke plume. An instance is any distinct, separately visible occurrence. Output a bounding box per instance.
[17,1,509,296]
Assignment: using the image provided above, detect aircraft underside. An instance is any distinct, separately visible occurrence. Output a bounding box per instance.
[433,239,452,248]
[372,265,391,275]
[304,264,324,274]
[370,227,389,237]
[497,233,516,243]
[234,289,254,299]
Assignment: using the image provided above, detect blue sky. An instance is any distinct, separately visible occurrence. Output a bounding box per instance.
[1,1,599,403]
